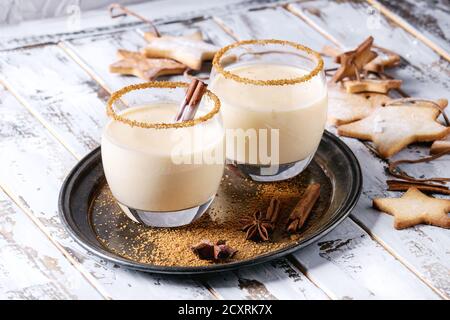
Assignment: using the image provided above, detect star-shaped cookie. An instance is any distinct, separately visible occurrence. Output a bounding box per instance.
[373,188,450,229]
[332,36,377,83]
[343,79,402,94]
[109,49,186,81]
[337,103,450,158]
[431,135,450,154]
[328,83,391,125]
[430,98,450,154]
[142,32,219,70]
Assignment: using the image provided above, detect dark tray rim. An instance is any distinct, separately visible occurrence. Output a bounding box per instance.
[59,130,362,275]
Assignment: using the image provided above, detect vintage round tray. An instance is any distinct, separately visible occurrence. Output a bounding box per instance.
[59,131,362,274]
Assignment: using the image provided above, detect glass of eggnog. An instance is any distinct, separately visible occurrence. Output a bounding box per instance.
[101,82,224,227]
[210,39,326,182]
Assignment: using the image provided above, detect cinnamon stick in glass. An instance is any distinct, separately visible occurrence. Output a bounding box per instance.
[174,79,207,122]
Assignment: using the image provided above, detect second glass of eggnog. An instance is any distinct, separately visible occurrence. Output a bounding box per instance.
[101,82,224,227]
[210,39,327,181]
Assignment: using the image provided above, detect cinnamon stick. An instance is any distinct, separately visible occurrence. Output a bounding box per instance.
[266,197,281,228]
[387,180,450,195]
[174,79,207,122]
[287,183,321,233]
[181,81,207,121]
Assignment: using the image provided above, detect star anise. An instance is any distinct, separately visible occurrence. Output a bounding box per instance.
[191,240,237,261]
[241,198,281,242]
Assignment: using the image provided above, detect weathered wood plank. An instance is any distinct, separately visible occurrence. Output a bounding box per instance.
[287,1,450,298]
[60,30,148,93]
[0,188,102,300]
[368,0,450,61]
[343,136,450,299]
[0,46,106,158]
[210,6,442,299]
[58,20,329,300]
[215,6,328,47]
[60,20,236,92]
[206,259,329,300]
[0,85,215,300]
[0,0,293,50]
[294,217,441,300]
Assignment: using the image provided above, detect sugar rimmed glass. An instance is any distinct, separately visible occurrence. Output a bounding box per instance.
[210,39,327,182]
[102,82,224,227]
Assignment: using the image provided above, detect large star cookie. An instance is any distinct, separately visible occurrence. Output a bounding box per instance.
[328,83,391,125]
[109,49,186,80]
[373,188,450,229]
[142,32,218,70]
[337,103,449,158]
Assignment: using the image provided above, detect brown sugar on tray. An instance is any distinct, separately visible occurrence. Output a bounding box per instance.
[92,183,292,267]
[91,163,332,267]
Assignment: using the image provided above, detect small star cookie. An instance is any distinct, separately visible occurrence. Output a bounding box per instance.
[343,79,402,94]
[142,32,219,70]
[109,49,186,80]
[373,188,450,229]
[430,99,450,154]
[337,103,450,158]
[332,36,377,83]
[431,136,450,154]
[328,83,392,125]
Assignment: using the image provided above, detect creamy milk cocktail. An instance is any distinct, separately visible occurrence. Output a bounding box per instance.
[102,103,224,211]
[102,83,224,227]
[210,40,327,181]
[210,63,327,165]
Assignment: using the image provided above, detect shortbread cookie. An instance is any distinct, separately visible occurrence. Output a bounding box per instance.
[142,32,218,70]
[109,49,186,80]
[430,99,450,154]
[327,83,391,125]
[332,36,377,83]
[364,52,400,74]
[431,135,450,154]
[373,188,450,229]
[337,103,450,158]
[343,79,402,94]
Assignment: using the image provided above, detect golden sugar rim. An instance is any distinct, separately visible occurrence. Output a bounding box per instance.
[106,81,221,129]
[212,39,324,86]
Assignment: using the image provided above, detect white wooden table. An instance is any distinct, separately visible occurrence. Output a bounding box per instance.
[0,0,449,300]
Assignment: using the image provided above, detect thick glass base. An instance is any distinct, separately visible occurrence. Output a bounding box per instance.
[230,153,315,182]
[118,196,214,227]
